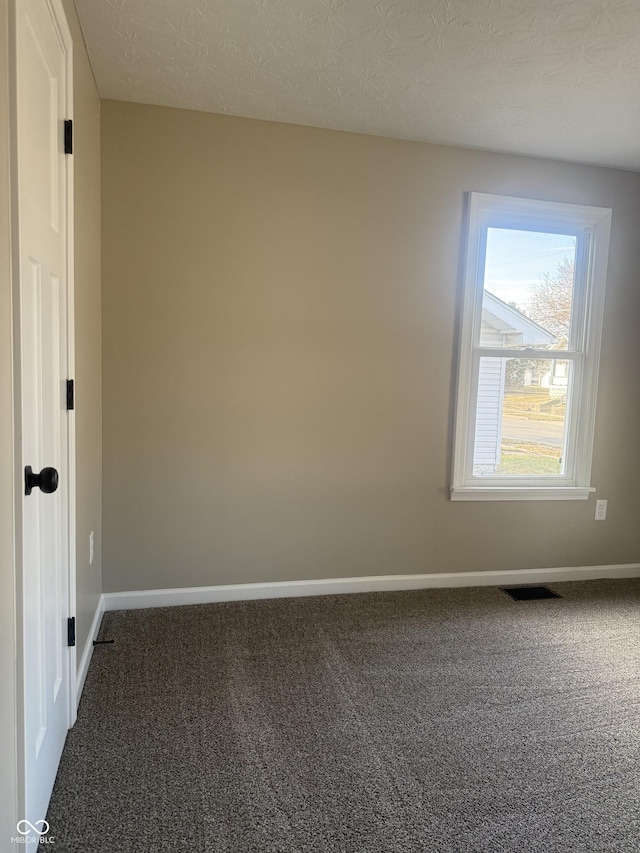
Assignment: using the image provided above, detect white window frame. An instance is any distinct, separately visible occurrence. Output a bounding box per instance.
[451,193,611,501]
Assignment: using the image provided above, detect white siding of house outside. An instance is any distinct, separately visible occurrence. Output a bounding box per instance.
[474,325,504,471]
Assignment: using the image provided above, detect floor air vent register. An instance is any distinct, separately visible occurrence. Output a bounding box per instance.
[501,586,561,601]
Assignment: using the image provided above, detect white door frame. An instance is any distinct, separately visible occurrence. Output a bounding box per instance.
[9,0,77,821]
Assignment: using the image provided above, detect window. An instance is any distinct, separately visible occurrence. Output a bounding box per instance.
[451,193,611,501]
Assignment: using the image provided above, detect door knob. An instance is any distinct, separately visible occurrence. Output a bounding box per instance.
[25,465,59,496]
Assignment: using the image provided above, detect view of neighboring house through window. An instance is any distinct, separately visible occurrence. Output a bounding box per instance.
[451,193,611,501]
[476,228,575,477]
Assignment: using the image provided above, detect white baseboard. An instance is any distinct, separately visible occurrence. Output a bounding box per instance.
[102,563,640,612]
[76,593,105,708]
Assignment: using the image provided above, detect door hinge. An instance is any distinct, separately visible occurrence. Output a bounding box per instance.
[64,119,73,155]
[67,616,76,647]
[66,379,74,410]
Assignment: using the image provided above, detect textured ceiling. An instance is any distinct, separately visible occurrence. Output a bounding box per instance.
[75,0,640,170]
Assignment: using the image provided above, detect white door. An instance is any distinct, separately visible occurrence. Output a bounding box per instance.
[14,0,74,832]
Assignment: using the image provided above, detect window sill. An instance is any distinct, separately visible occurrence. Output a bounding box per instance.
[450,486,595,501]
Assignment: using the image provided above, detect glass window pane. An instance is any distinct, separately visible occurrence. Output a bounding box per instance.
[473,357,571,477]
[479,228,577,350]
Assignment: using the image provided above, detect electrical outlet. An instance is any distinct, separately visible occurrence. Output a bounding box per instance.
[89,531,95,564]
[595,500,608,521]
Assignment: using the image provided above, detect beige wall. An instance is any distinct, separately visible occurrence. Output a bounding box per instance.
[62,0,102,662]
[102,100,640,593]
[0,0,18,840]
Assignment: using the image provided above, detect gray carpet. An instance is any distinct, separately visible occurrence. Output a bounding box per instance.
[45,579,640,852]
